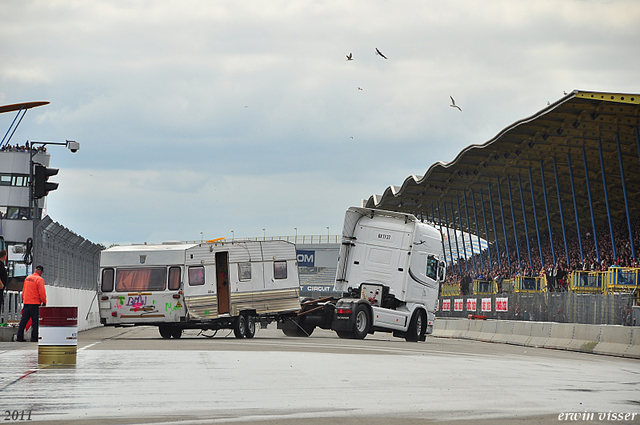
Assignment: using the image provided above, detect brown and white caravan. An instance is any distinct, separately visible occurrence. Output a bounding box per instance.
[98,240,301,338]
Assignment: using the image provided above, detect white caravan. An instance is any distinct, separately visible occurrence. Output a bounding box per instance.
[98,240,301,338]
[285,207,446,341]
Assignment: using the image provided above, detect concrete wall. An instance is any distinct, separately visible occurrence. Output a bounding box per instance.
[433,318,639,359]
[44,286,101,331]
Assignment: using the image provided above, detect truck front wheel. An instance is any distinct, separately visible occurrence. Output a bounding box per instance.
[406,309,426,342]
[353,305,370,339]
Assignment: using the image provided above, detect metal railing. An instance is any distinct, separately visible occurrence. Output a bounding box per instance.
[473,280,496,295]
[569,271,606,293]
[1,290,22,323]
[606,267,639,294]
[514,276,547,293]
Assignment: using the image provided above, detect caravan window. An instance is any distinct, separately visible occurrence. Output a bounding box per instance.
[188,266,205,286]
[238,262,252,281]
[168,267,181,290]
[426,256,438,281]
[116,267,166,292]
[101,268,114,292]
[274,261,287,279]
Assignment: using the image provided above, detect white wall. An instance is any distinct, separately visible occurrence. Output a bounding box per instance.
[45,286,101,331]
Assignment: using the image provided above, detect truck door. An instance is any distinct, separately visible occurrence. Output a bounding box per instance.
[216,251,230,314]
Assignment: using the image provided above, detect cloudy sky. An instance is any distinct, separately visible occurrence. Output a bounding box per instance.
[1,0,639,247]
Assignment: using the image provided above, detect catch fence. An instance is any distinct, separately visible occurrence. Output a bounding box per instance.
[437,292,636,326]
[34,216,102,291]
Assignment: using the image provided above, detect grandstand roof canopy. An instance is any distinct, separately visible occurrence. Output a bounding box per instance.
[365,90,640,253]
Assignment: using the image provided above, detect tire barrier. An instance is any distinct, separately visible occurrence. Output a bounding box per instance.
[432,318,639,359]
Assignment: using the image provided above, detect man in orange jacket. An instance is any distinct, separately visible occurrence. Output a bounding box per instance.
[16,265,47,342]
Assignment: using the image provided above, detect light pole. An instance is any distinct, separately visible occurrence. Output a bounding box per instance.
[294,227,297,243]
[200,232,203,243]
[231,230,234,241]
[28,140,79,267]
[263,228,265,241]
[327,227,329,243]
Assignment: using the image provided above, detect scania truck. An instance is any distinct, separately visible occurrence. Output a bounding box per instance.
[280,207,447,342]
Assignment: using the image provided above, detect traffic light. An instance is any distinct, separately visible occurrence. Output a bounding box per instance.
[34,164,59,199]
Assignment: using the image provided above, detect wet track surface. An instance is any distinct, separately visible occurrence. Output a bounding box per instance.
[0,325,638,425]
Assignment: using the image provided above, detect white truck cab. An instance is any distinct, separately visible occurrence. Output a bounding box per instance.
[331,207,446,341]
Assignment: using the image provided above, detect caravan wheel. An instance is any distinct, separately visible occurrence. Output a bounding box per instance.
[159,325,172,339]
[171,327,183,339]
[234,315,247,338]
[245,315,256,339]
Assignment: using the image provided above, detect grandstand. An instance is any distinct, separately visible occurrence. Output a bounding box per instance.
[363,90,640,323]
[364,91,640,281]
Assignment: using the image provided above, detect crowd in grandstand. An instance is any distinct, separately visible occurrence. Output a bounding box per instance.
[0,143,47,153]
[443,217,640,292]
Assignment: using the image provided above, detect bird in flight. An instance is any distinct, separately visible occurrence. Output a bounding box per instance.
[449,96,462,111]
[346,53,353,61]
[357,87,363,91]
[375,48,387,59]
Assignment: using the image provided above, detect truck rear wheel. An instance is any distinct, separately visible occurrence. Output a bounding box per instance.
[353,305,370,339]
[406,309,426,342]
[171,327,183,339]
[234,315,247,338]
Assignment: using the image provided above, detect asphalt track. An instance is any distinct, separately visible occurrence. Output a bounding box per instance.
[0,325,638,425]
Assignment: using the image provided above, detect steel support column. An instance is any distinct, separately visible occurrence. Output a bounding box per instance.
[445,202,462,274]
[479,189,493,267]
[433,203,448,265]
[529,167,544,268]
[598,138,617,261]
[553,157,570,266]
[496,177,511,268]
[582,146,600,262]
[567,152,584,264]
[616,132,635,260]
[517,174,533,271]
[439,201,456,274]
[462,190,476,272]
[506,175,521,267]
[540,160,556,265]
[471,190,484,271]
[487,183,501,267]
[450,201,466,273]
[456,195,469,272]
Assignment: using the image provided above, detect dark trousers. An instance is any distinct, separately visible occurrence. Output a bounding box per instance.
[17,304,40,342]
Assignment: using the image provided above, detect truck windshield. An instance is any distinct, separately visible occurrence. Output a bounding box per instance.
[116,267,167,292]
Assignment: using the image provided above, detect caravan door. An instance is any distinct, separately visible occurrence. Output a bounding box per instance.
[216,251,230,315]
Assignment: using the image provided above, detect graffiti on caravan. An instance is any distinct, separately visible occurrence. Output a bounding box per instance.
[297,250,315,267]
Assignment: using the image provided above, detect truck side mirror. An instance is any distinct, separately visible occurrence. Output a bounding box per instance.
[438,261,447,282]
